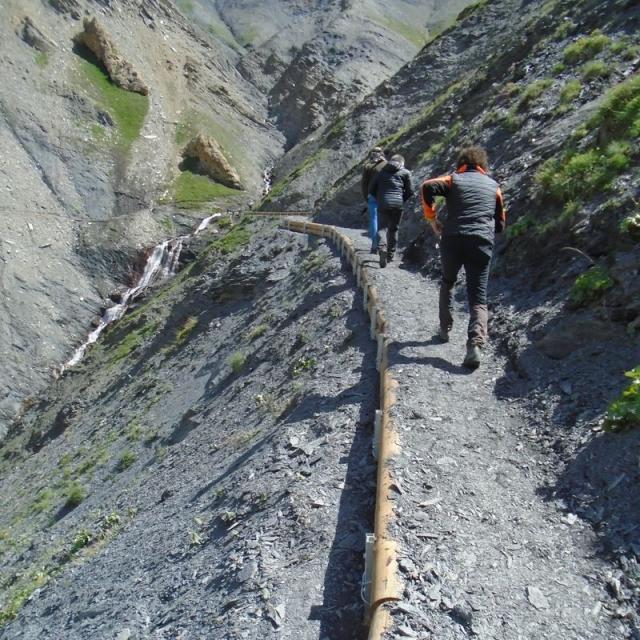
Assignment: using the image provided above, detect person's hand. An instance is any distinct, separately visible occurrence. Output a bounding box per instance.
[430,219,443,237]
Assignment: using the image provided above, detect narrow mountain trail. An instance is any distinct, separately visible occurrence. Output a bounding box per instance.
[339,227,624,639]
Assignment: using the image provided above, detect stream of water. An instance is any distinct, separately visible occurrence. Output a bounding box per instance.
[62,212,224,371]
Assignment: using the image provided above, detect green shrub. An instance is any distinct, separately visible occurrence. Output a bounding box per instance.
[581,60,610,81]
[502,110,521,132]
[563,30,610,64]
[552,62,566,75]
[517,78,553,111]
[588,74,640,139]
[553,20,575,40]
[247,324,268,341]
[117,451,136,471]
[228,351,246,373]
[218,222,252,253]
[610,39,628,55]
[559,79,582,105]
[64,481,86,508]
[292,356,316,377]
[71,529,93,553]
[537,141,630,202]
[604,366,640,431]
[569,265,614,306]
[31,488,55,513]
[619,211,640,239]
[623,44,640,60]
[506,214,535,239]
[175,316,198,345]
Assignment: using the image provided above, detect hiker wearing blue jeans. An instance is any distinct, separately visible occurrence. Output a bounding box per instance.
[361,147,386,252]
[421,146,506,369]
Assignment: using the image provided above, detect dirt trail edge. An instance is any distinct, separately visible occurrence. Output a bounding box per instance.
[339,227,624,640]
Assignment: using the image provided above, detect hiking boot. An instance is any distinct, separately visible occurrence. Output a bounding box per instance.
[387,252,394,263]
[438,326,450,342]
[463,344,481,369]
[370,245,378,254]
[378,249,387,268]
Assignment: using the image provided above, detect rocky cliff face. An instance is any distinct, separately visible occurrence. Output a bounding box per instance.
[181,0,473,146]
[0,0,475,431]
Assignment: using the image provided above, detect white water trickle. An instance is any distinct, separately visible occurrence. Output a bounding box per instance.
[195,213,222,235]
[62,236,186,371]
[262,166,273,196]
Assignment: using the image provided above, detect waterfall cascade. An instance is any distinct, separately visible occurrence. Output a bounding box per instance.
[62,230,189,370]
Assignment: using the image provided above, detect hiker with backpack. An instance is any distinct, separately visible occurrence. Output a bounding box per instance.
[421,145,506,369]
[361,147,387,253]
[368,154,414,268]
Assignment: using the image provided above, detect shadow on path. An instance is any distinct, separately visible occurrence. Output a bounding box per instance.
[391,339,475,376]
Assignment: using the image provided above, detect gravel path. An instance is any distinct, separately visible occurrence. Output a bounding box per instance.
[341,227,624,640]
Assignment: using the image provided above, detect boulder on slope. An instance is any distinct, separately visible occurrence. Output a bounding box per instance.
[182,134,243,190]
[73,17,149,95]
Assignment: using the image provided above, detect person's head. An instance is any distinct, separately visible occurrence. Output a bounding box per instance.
[369,146,385,161]
[390,154,405,167]
[456,146,488,171]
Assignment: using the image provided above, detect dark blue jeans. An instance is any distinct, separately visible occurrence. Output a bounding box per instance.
[367,195,378,248]
[439,235,493,346]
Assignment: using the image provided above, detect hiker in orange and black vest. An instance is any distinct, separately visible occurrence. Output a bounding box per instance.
[421,146,506,369]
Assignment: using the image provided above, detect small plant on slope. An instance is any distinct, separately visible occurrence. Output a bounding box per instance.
[569,265,614,307]
[605,366,640,431]
[563,30,610,64]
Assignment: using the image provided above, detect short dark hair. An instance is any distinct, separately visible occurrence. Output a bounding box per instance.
[456,146,488,171]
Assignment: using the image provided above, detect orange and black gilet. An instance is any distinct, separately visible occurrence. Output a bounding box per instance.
[421,164,506,242]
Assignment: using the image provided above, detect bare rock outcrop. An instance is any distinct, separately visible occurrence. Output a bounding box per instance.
[18,17,54,52]
[73,17,149,95]
[183,134,243,189]
[48,0,81,19]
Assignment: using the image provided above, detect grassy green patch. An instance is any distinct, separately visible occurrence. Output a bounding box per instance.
[517,78,553,111]
[0,571,48,624]
[536,141,630,202]
[605,366,640,431]
[292,356,316,377]
[552,62,566,75]
[207,20,243,52]
[456,0,488,22]
[247,324,268,341]
[570,265,614,306]
[175,170,239,205]
[79,57,149,152]
[71,529,93,553]
[31,488,55,514]
[506,214,535,239]
[117,451,136,471]
[217,220,252,254]
[110,320,159,364]
[228,351,246,373]
[559,79,582,105]
[563,30,610,64]
[619,211,640,239]
[581,60,610,81]
[175,316,198,345]
[374,15,428,47]
[35,51,49,68]
[588,74,640,139]
[64,481,86,508]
